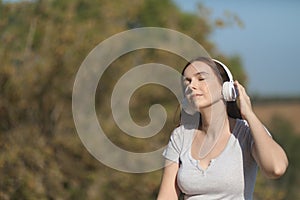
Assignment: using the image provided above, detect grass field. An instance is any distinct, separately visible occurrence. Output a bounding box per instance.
[253,100,300,134]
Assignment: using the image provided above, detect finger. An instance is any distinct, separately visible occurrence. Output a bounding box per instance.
[235,81,252,107]
[234,81,244,99]
[234,80,247,96]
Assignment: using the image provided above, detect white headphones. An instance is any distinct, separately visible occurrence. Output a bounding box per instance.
[212,59,237,102]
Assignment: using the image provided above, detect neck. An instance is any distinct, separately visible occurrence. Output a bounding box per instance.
[199,100,229,134]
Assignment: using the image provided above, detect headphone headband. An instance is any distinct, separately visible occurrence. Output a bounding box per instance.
[212,59,234,82]
[212,58,237,101]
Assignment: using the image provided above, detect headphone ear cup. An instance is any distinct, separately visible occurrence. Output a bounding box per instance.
[222,81,237,102]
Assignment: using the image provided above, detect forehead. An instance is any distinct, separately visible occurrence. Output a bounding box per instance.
[183,61,214,77]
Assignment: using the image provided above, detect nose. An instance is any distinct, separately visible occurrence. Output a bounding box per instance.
[185,79,196,95]
[189,78,197,90]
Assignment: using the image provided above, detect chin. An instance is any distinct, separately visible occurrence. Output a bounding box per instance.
[194,101,211,110]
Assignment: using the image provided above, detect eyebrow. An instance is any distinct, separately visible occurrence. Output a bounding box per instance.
[183,72,209,79]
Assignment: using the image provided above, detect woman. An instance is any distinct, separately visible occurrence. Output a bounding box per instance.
[157,57,288,200]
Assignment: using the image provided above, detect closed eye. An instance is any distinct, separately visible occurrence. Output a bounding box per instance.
[183,77,191,85]
[182,72,208,86]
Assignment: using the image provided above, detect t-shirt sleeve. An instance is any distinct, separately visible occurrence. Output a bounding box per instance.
[234,120,255,158]
[235,120,272,158]
[162,128,183,163]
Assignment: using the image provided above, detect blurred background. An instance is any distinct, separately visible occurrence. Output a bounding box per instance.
[0,0,299,199]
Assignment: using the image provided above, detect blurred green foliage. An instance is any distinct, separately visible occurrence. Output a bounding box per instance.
[0,0,297,199]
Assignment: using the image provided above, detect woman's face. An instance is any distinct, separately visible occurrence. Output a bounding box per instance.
[183,61,223,110]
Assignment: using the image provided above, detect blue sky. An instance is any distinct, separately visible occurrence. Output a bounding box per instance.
[174,0,300,97]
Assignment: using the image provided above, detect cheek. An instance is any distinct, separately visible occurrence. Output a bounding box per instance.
[207,82,222,97]
[202,84,210,94]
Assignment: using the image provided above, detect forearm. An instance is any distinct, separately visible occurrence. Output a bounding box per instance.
[245,111,288,179]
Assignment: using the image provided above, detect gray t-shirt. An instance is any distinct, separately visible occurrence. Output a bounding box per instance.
[163,119,258,200]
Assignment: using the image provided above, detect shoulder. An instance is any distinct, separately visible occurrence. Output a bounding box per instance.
[171,124,194,137]
[170,125,188,142]
[163,125,194,161]
[168,125,194,147]
[233,119,250,136]
[232,119,252,143]
[232,119,254,151]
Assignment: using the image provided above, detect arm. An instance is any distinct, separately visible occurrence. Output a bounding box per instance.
[235,81,288,179]
[157,160,180,200]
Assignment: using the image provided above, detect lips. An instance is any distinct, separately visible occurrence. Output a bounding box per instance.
[192,93,203,97]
